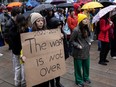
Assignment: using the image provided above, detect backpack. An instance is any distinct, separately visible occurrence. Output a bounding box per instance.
[4,17,17,39]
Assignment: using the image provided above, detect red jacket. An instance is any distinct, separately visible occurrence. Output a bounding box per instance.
[67,15,78,32]
[98,18,113,42]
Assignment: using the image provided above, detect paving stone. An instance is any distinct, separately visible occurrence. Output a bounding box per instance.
[0,79,4,84]
[91,80,115,87]
[0,66,14,85]
[0,41,116,87]
[107,69,116,75]
[0,82,15,87]
[60,77,77,87]
[0,58,12,68]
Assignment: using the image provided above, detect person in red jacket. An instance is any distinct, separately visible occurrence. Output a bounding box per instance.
[98,13,114,65]
[67,8,78,32]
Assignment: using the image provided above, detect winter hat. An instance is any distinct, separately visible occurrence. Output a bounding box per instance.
[30,12,43,24]
[78,13,87,24]
[73,3,80,9]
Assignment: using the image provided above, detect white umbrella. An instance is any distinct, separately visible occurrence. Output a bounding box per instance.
[92,5,116,23]
[113,0,116,3]
[67,0,75,3]
[45,0,53,3]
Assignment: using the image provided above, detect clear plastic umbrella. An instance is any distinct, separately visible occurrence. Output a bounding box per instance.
[92,5,116,23]
[113,0,116,3]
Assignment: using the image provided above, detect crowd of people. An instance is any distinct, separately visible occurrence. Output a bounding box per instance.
[0,1,116,87]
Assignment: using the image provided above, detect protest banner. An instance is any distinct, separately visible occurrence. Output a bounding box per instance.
[21,28,66,87]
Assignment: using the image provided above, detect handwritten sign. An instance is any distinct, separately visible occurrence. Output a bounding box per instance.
[21,28,66,87]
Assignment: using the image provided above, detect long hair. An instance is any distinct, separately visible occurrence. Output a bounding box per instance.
[79,21,90,38]
[46,8,54,19]
[46,8,54,23]
[102,13,110,24]
[16,14,27,33]
[32,17,47,31]
[11,7,21,17]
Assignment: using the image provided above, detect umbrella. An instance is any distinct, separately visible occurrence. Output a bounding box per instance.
[92,5,116,23]
[26,0,40,7]
[100,1,115,7]
[56,3,73,8]
[45,0,53,3]
[32,4,53,12]
[7,2,22,7]
[113,0,116,3]
[23,11,33,19]
[81,1,103,9]
[51,0,66,4]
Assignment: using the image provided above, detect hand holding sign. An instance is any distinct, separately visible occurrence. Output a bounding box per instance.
[21,28,66,87]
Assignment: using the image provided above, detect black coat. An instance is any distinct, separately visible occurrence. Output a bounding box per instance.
[70,26,91,59]
[47,17,69,59]
[6,18,22,55]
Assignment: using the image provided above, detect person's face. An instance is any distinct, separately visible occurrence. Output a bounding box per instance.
[36,18,44,29]
[77,6,81,12]
[61,9,64,14]
[24,4,26,8]
[3,9,8,13]
[49,10,53,16]
[82,18,88,25]
[71,11,75,16]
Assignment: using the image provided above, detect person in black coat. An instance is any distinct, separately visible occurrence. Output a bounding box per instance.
[110,14,116,59]
[6,7,26,87]
[46,8,55,29]
[48,16,69,87]
[49,17,69,60]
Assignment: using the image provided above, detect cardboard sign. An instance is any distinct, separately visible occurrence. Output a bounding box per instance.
[21,28,66,87]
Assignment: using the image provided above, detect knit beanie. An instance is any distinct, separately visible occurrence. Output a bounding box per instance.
[78,13,87,24]
[30,12,43,24]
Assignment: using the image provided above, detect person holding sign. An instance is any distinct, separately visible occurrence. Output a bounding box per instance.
[21,12,66,87]
[70,14,91,87]
[29,12,50,87]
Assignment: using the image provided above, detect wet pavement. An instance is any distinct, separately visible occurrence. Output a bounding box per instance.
[0,41,116,87]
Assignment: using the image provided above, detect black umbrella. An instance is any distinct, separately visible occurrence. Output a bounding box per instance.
[51,0,66,4]
[100,1,115,7]
[56,3,73,8]
[32,4,53,12]
[23,11,33,19]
